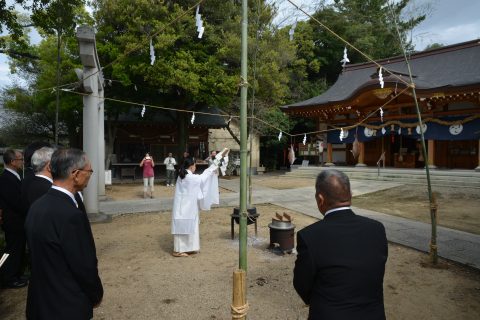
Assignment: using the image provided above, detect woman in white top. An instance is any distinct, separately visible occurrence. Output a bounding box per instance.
[171,149,228,257]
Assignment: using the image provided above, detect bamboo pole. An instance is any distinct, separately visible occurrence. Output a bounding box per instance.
[388,4,438,264]
[231,270,248,320]
[239,0,248,272]
[234,1,249,318]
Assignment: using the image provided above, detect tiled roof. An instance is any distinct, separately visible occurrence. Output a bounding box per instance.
[282,40,480,110]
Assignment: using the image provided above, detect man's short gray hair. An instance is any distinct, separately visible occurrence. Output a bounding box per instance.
[3,149,19,165]
[315,169,351,204]
[31,147,55,173]
[50,148,88,180]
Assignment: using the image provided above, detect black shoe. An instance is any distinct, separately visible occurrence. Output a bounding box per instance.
[3,279,28,289]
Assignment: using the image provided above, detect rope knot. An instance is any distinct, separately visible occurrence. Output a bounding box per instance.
[239,77,249,88]
[231,302,249,319]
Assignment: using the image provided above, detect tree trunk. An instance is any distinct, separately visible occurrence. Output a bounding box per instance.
[177,112,188,159]
[67,126,81,148]
[55,28,61,145]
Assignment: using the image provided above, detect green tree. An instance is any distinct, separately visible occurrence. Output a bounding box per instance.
[0,2,92,147]
[92,0,297,154]
[0,1,30,55]
[424,42,443,51]
[1,34,85,146]
[0,1,88,59]
[289,0,425,85]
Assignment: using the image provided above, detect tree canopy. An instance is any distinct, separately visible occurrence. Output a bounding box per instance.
[1,0,427,147]
[288,0,425,85]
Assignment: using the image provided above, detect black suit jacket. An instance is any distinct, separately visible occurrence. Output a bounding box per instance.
[75,192,86,214]
[20,175,52,216]
[0,169,23,230]
[293,209,388,320]
[25,188,103,320]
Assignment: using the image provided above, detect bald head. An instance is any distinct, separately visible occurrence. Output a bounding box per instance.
[315,170,352,210]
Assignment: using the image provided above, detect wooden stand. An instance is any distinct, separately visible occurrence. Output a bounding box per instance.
[231,207,259,239]
[232,270,247,320]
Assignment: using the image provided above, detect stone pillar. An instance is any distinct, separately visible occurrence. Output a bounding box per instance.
[325,143,335,166]
[77,25,109,223]
[427,139,437,169]
[476,140,480,171]
[356,142,367,167]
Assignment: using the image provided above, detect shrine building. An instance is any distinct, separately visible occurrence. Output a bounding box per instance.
[281,40,480,170]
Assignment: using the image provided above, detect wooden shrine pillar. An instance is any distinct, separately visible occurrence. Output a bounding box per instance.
[427,140,437,169]
[356,142,367,167]
[325,143,335,166]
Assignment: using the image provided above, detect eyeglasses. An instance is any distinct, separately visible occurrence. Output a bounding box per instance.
[73,168,94,174]
[14,158,24,161]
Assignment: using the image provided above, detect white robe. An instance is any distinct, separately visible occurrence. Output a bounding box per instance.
[171,164,219,253]
[200,156,228,210]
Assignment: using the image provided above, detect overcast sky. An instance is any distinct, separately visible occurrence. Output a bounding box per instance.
[1,0,479,88]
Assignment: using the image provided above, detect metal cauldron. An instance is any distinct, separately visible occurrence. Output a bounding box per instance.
[268,218,295,253]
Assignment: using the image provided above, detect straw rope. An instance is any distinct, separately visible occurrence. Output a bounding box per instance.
[231,302,249,319]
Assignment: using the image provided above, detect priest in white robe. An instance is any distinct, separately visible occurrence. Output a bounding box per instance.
[171,149,229,257]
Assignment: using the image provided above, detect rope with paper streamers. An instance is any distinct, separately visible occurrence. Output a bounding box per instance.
[60,88,241,120]
[45,0,420,140]
[361,114,480,130]
[61,80,478,143]
[52,0,476,144]
[281,86,411,137]
[39,0,409,108]
[285,0,412,88]
[34,0,206,93]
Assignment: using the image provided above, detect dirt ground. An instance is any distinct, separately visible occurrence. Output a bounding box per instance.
[106,183,232,201]
[251,175,480,235]
[1,175,479,319]
[253,176,315,189]
[351,184,480,235]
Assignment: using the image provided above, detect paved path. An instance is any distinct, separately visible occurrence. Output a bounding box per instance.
[99,177,480,269]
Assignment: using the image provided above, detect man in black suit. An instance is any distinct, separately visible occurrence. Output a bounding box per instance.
[21,147,55,216]
[21,147,86,216]
[293,170,388,320]
[22,142,53,180]
[0,149,28,288]
[25,148,103,319]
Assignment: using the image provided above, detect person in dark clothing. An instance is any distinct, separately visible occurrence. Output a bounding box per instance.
[21,146,86,216]
[22,142,52,180]
[20,147,55,217]
[0,149,28,288]
[25,148,103,319]
[75,191,86,214]
[293,169,388,320]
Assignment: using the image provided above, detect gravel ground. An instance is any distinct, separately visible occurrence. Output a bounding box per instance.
[1,204,480,319]
[2,174,480,319]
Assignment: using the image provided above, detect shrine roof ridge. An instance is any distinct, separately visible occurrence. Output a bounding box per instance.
[282,39,480,111]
